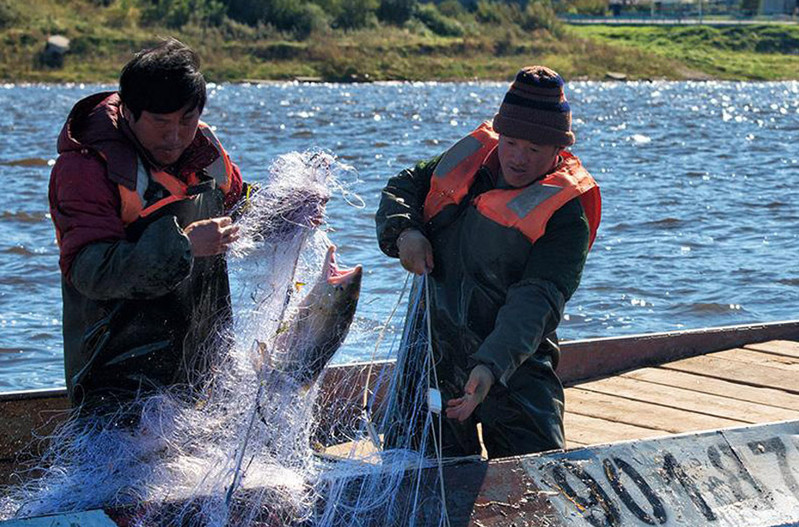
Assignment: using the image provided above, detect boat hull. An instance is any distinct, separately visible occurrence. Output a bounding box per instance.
[3,320,799,525]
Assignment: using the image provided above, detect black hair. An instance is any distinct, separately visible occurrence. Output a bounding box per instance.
[119,38,206,120]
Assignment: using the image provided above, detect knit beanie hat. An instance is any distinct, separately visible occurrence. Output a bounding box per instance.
[493,66,575,147]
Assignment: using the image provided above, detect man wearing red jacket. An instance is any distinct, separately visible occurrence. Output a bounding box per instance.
[48,39,245,408]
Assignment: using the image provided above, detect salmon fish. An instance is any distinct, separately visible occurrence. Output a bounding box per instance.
[258,244,362,390]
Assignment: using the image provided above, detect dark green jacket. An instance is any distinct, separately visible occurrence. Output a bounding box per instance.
[63,202,231,407]
[50,93,239,407]
[376,154,590,388]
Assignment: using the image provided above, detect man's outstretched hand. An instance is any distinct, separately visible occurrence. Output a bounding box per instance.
[445,364,495,422]
[184,216,240,257]
[397,228,434,275]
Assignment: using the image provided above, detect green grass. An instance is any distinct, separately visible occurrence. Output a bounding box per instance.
[2,0,798,82]
[571,25,799,80]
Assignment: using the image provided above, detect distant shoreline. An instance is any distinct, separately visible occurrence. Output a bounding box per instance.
[2,3,798,83]
[3,77,797,87]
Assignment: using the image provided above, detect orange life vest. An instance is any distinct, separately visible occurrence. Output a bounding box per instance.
[119,123,234,226]
[423,122,601,248]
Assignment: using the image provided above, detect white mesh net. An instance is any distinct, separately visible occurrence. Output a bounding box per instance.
[1,151,455,526]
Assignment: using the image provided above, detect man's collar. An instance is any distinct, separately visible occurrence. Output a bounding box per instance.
[484,147,502,187]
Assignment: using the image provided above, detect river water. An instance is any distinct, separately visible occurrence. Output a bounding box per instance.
[0,81,797,392]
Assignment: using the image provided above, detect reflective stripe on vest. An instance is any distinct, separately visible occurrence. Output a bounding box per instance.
[423,121,497,223]
[118,122,234,226]
[423,122,601,248]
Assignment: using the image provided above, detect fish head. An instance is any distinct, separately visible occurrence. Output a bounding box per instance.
[320,244,362,306]
[279,244,362,388]
[299,244,363,341]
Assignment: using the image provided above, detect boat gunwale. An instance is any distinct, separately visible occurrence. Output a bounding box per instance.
[4,318,799,403]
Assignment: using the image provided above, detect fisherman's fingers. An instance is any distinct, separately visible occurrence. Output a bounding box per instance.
[413,233,434,273]
[447,396,466,407]
[446,396,478,422]
[398,229,433,275]
[464,377,480,396]
[221,224,240,243]
[424,246,435,273]
[186,217,238,256]
[400,254,426,275]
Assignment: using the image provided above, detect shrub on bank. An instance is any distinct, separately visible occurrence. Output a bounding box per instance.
[437,0,467,18]
[227,0,267,25]
[141,0,226,28]
[284,3,329,38]
[0,0,19,28]
[415,3,463,36]
[475,0,504,23]
[378,0,416,25]
[335,0,379,29]
[523,0,561,34]
[556,0,608,15]
[227,0,332,37]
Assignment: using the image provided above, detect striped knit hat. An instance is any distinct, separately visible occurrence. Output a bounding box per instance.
[493,66,575,147]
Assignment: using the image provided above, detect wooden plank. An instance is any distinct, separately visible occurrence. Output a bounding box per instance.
[660,355,799,395]
[0,392,71,488]
[745,339,799,358]
[577,375,799,425]
[558,320,799,384]
[322,439,382,462]
[623,367,799,411]
[564,412,665,446]
[565,438,589,448]
[0,392,70,460]
[711,347,799,371]
[566,388,744,434]
[0,510,118,526]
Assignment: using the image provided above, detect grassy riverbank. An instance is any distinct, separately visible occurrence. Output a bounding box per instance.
[572,25,799,80]
[1,0,798,82]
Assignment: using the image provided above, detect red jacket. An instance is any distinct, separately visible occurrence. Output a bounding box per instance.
[48,92,243,278]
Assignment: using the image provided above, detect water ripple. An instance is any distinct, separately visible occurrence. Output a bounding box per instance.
[0,211,49,223]
[1,81,798,390]
[0,157,51,167]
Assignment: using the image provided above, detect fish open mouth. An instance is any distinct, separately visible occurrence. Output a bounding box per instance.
[324,245,363,285]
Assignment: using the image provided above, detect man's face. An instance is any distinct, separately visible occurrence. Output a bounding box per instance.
[124,103,201,167]
[497,135,561,188]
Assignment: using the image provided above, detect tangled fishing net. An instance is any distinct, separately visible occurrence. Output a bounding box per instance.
[0,151,455,526]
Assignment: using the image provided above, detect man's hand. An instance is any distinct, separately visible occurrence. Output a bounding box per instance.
[397,228,434,275]
[184,217,240,257]
[445,364,495,422]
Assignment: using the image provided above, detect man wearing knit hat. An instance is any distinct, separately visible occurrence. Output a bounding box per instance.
[376,66,601,458]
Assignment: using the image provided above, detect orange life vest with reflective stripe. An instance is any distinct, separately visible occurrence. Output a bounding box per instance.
[118,123,234,226]
[423,122,601,248]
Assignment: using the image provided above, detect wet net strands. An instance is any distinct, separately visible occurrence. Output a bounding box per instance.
[0,151,455,527]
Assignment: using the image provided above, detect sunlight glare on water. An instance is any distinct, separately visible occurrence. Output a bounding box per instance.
[0,80,797,391]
